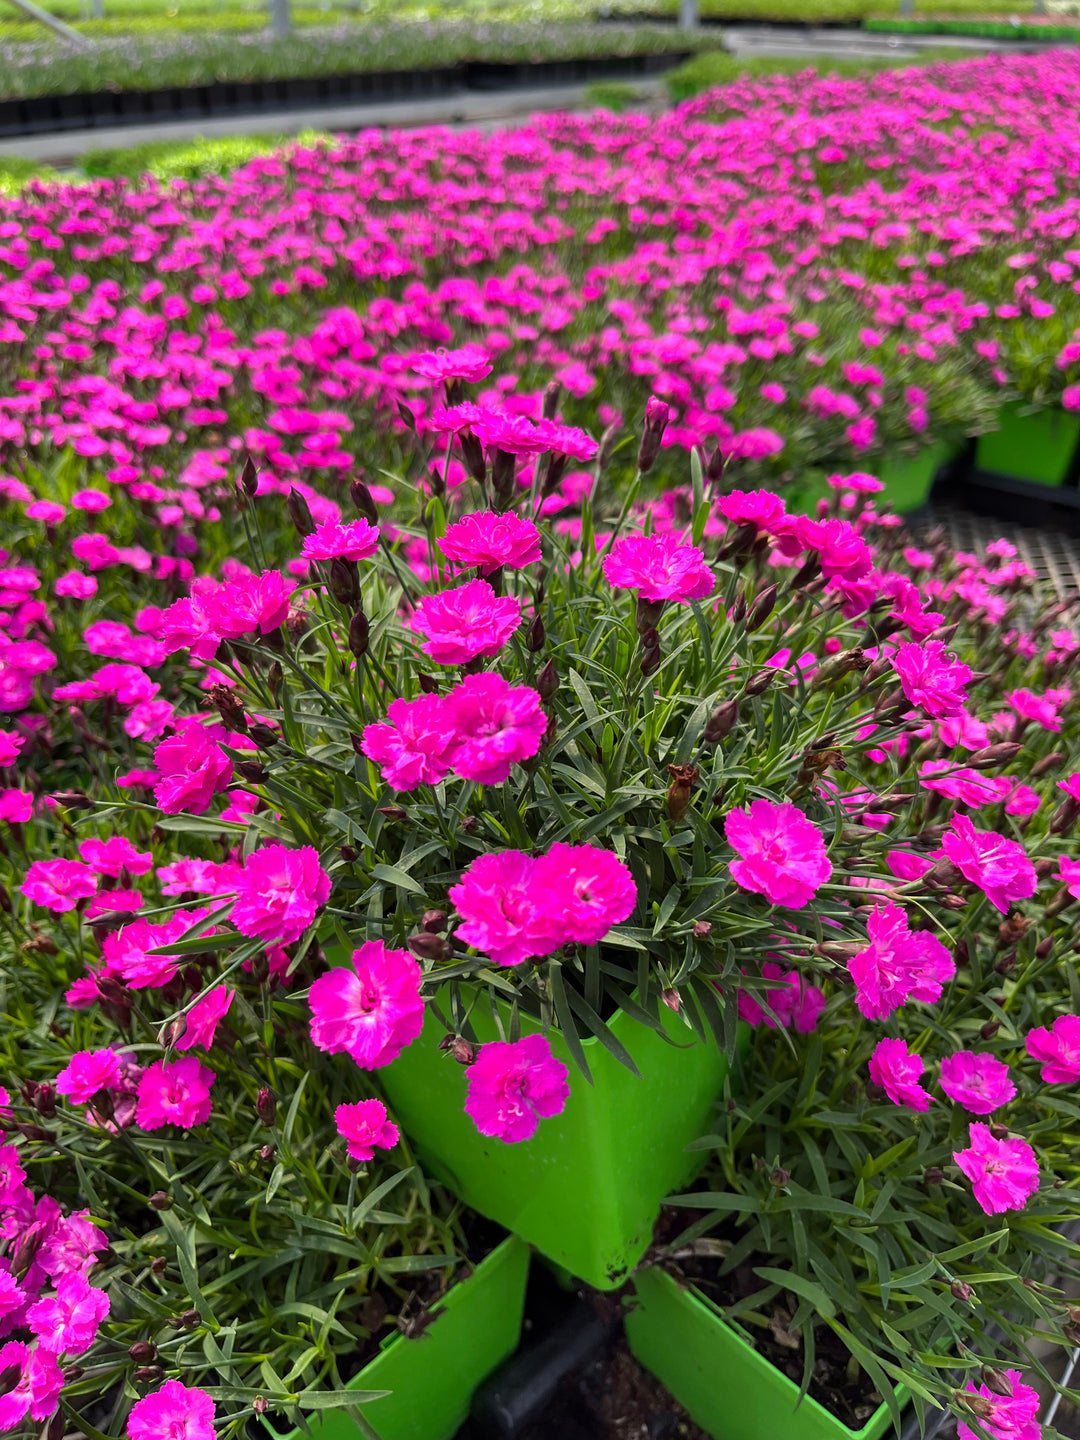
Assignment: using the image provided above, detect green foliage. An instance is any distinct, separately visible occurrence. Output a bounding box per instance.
[664,45,990,102]
[0,155,61,193]
[78,130,328,179]
[584,79,645,110]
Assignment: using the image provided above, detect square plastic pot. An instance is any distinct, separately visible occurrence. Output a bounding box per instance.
[974,403,1080,487]
[874,439,959,514]
[379,994,744,1291]
[260,1235,529,1440]
[627,1266,898,1440]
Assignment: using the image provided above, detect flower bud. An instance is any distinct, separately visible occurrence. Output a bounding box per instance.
[636,596,665,636]
[248,723,278,750]
[135,1366,164,1383]
[267,660,283,705]
[287,488,315,537]
[746,583,778,631]
[451,1037,478,1066]
[770,1167,790,1187]
[640,642,662,677]
[240,454,259,497]
[1035,936,1053,959]
[995,951,1017,977]
[536,659,559,703]
[458,429,487,484]
[980,1020,1001,1040]
[730,590,748,623]
[350,479,379,525]
[1050,797,1079,835]
[256,1088,277,1127]
[32,1083,55,1120]
[925,1167,944,1186]
[543,379,562,421]
[422,910,448,933]
[461,815,479,834]
[128,1342,157,1365]
[253,1398,268,1418]
[209,683,248,735]
[379,806,407,822]
[328,557,360,609]
[50,791,94,811]
[41,1409,66,1440]
[181,1309,200,1330]
[149,1192,173,1211]
[950,1279,974,1302]
[815,941,864,962]
[348,608,370,658]
[490,450,517,511]
[158,1016,187,1049]
[407,932,453,962]
[989,1121,1009,1141]
[1030,752,1065,779]
[704,699,739,744]
[237,760,267,784]
[339,844,358,863]
[666,764,699,823]
[151,1256,168,1276]
[967,742,1023,770]
[526,612,545,653]
[693,921,712,939]
[598,421,620,472]
[790,554,821,589]
[637,397,670,475]
[744,668,776,698]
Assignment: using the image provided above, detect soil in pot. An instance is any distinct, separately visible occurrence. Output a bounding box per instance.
[651,1208,884,1432]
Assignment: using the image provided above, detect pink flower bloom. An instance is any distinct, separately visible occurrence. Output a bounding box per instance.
[443,673,546,785]
[0,790,32,823]
[158,857,241,897]
[21,859,98,913]
[0,1271,26,1336]
[174,988,234,1052]
[55,572,97,599]
[1058,855,1080,901]
[848,903,955,1019]
[136,1057,215,1130]
[0,1341,64,1428]
[737,963,825,1033]
[412,345,492,384]
[450,851,562,967]
[361,694,458,791]
[464,1034,570,1143]
[438,512,542,575]
[84,890,143,921]
[334,1099,400,1161]
[413,580,521,665]
[1057,773,1080,803]
[104,910,207,990]
[308,941,424,1069]
[533,419,599,462]
[128,1382,216,1440]
[1006,687,1063,732]
[885,850,935,882]
[231,845,331,945]
[716,489,787,531]
[301,518,380,563]
[794,517,873,581]
[868,1037,931,1111]
[28,1272,110,1354]
[953,1123,1039,1215]
[941,815,1037,914]
[55,1049,122,1104]
[152,721,233,816]
[26,500,66,525]
[78,836,153,878]
[532,842,637,944]
[206,570,295,641]
[0,732,23,766]
[603,533,714,603]
[40,1210,108,1280]
[890,640,973,719]
[940,1051,1016,1114]
[956,1371,1040,1440]
[1025,1014,1080,1084]
[0,1146,26,1207]
[725,800,831,909]
[473,410,547,457]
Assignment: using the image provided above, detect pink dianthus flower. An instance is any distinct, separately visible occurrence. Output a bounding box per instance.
[361,694,459,791]
[78,836,153,878]
[0,1342,64,1428]
[941,814,1037,914]
[413,580,521,665]
[464,1034,570,1143]
[301,518,380,563]
[956,1371,1040,1440]
[136,1057,215,1130]
[443,673,546,785]
[603,533,714,603]
[737,963,825,1033]
[438,512,541,574]
[716,489,787,531]
[848,903,955,1019]
[21,859,97,913]
[55,1049,122,1105]
[940,1051,1016,1114]
[890,640,973,719]
[308,942,424,1068]
[868,1037,931,1111]
[450,851,561,967]
[412,345,493,384]
[1025,1014,1080,1084]
[206,570,295,641]
[953,1123,1039,1215]
[127,1382,216,1440]
[231,845,330,945]
[174,987,233,1052]
[725,800,831,909]
[152,721,233,816]
[532,842,637,944]
[334,1099,400,1161]
[28,1272,110,1354]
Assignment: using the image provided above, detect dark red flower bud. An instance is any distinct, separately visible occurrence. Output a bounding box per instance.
[237,761,267,784]
[253,1398,268,1418]
[128,1342,157,1365]
[747,583,778,630]
[150,1256,168,1276]
[924,1167,944,1186]
[770,1167,790,1187]
[240,454,259,497]
[256,1088,276,1126]
[286,488,315,538]
[422,910,448,933]
[543,379,562,421]
[526,612,545,653]
[209,683,248,734]
[537,659,559,703]
[693,921,712,939]
[348,608,370,658]
[328,557,360,610]
[967,742,1023,770]
[666,763,699,823]
[135,1366,164,1383]
[350,479,379,525]
[950,1279,974,1302]
[704,699,738,744]
[637,397,670,475]
[32,1083,55,1120]
[378,806,407,822]
[418,672,440,695]
[989,1121,1009,1141]
[598,421,620,473]
[149,1192,173,1211]
[981,1369,1013,1398]
[1030,752,1065,779]
[407,932,453,962]
[248,723,278,750]
[744,668,776,698]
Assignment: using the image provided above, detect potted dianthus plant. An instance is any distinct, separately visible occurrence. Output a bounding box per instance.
[49,347,1072,1304]
[972,319,1080,488]
[626,527,1080,1440]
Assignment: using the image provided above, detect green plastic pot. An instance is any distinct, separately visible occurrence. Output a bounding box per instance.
[627,1266,898,1440]
[974,403,1080,487]
[874,439,958,514]
[260,1235,529,1440]
[380,995,744,1290]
